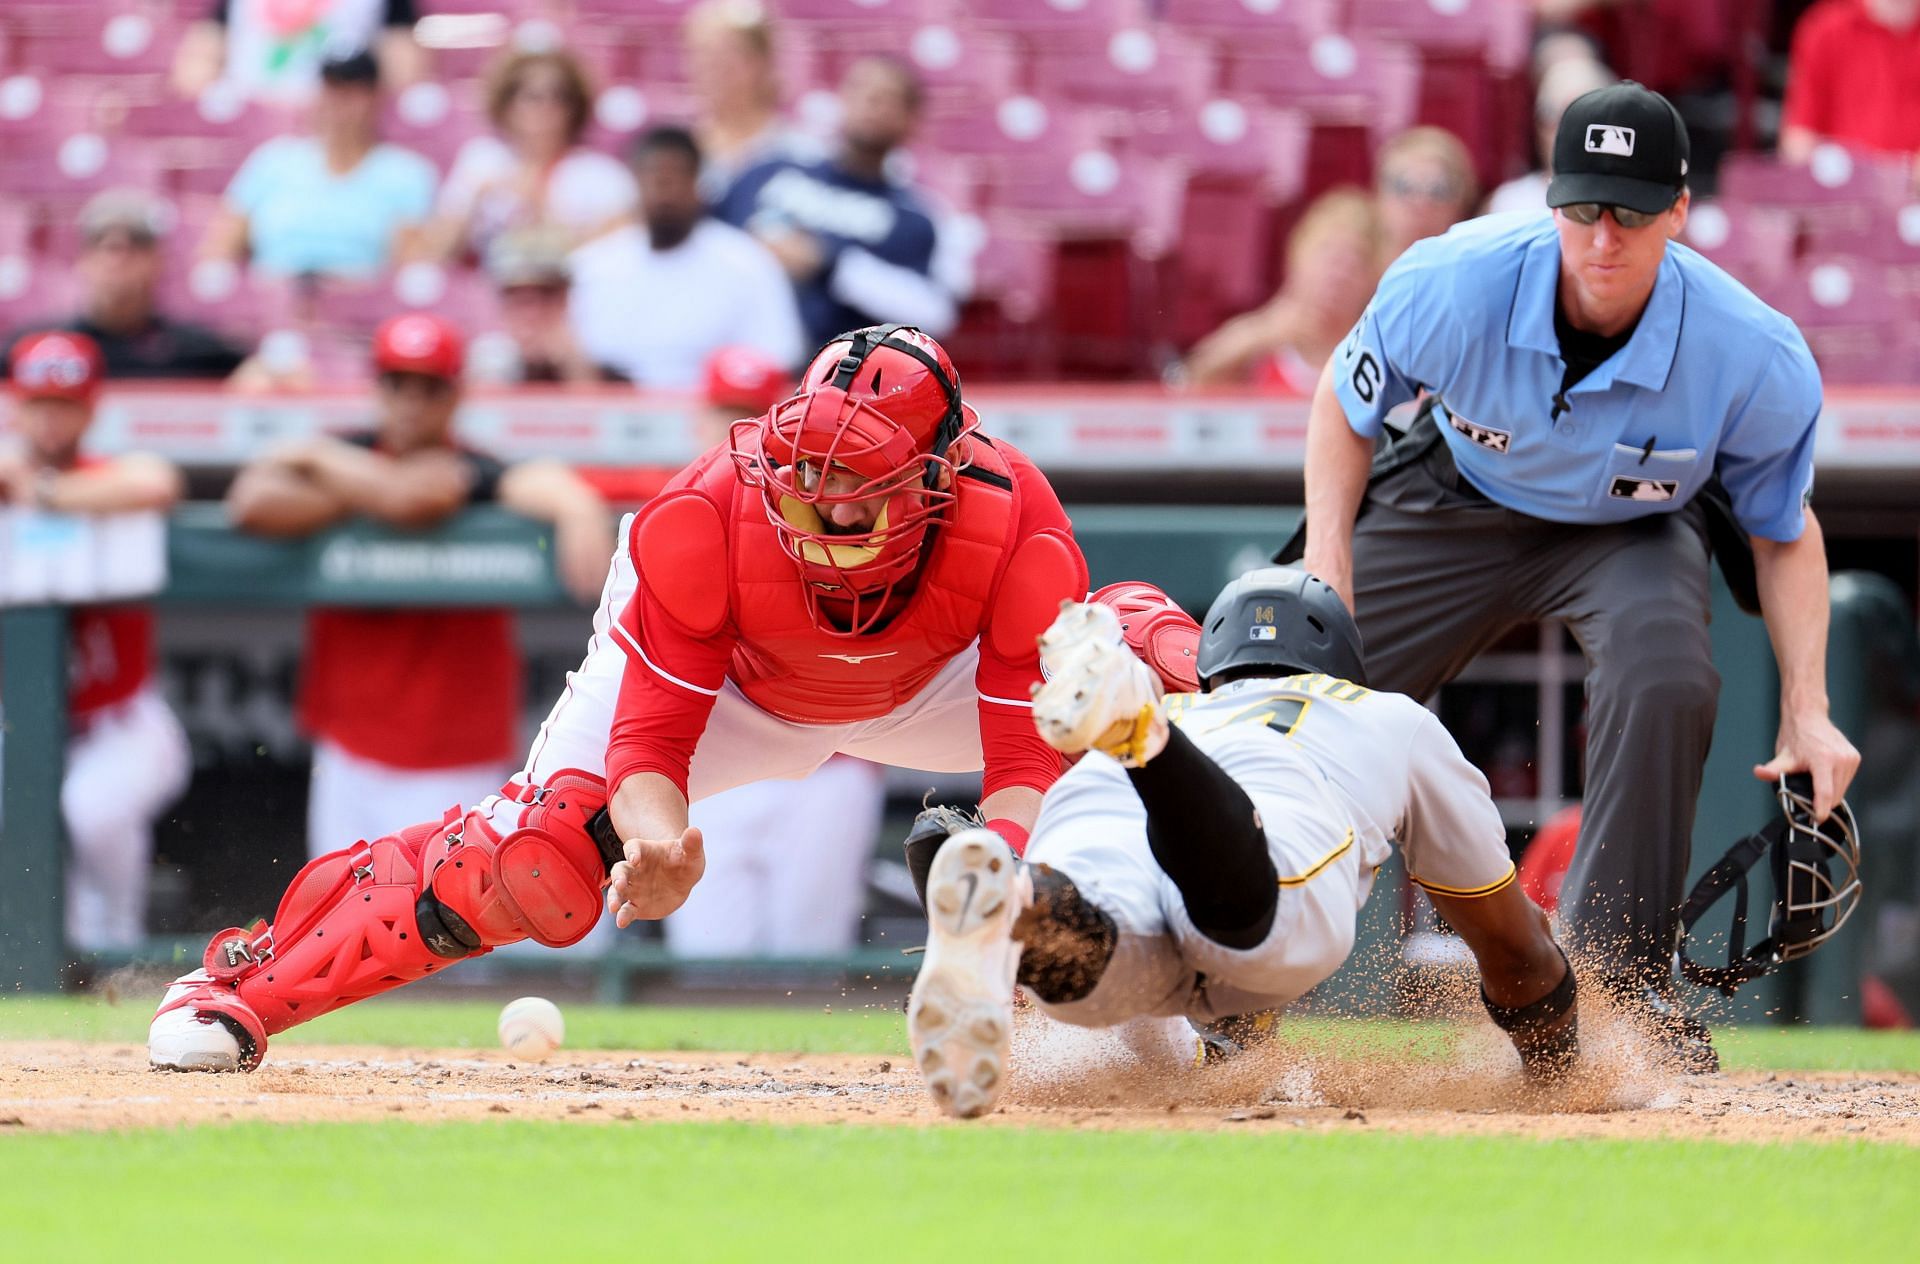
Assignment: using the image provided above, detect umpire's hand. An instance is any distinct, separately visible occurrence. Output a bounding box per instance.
[1755,711,1860,822]
[605,826,706,926]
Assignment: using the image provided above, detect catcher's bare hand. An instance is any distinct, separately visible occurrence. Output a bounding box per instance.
[1754,710,1861,822]
[606,826,706,927]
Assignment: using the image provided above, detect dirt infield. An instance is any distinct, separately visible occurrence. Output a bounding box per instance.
[4,1028,1916,1143]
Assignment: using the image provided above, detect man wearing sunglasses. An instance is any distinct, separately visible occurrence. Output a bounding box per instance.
[1291,82,1859,1072]
[224,313,612,864]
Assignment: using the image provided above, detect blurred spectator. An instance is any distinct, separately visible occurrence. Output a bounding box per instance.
[201,49,437,280]
[2,191,247,380]
[421,48,638,264]
[1180,189,1382,393]
[173,0,428,105]
[1,333,190,951]
[569,127,803,387]
[224,314,612,858]
[470,228,612,386]
[1779,0,1920,171]
[716,55,959,347]
[1488,57,1619,215]
[1375,126,1480,266]
[684,0,823,202]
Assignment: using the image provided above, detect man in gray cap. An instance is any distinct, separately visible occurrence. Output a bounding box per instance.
[1285,82,1860,1069]
[3,189,247,380]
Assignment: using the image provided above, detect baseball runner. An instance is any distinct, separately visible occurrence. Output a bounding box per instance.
[148,324,1100,1071]
[2,331,191,951]
[908,570,1579,1119]
[1287,82,1859,1068]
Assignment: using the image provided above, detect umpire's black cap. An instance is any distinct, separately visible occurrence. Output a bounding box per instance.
[1196,567,1366,689]
[1547,81,1689,215]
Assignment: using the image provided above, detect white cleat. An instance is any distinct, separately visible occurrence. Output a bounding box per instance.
[148,972,244,1072]
[909,828,1030,1119]
[1032,602,1162,762]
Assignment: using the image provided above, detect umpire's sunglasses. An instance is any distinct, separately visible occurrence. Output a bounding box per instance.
[1560,201,1674,229]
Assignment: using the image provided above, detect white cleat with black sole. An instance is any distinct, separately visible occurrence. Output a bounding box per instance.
[909,827,1030,1119]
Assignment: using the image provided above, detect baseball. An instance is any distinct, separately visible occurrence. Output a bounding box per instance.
[497,996,565,1061]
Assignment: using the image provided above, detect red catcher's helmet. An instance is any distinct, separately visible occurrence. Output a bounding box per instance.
[373,313,465,379]
[1091,581,1201,694]
[704,346,791,416]
[732,325,979,635]
[10,330,105,403]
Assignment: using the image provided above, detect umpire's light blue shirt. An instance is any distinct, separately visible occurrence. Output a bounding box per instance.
[1331,213,1821,542]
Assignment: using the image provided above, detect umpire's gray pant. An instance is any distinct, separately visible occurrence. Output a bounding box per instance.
[1349,441,1719,983]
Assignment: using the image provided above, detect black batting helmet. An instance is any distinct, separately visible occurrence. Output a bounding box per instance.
[1196,567,1366,689]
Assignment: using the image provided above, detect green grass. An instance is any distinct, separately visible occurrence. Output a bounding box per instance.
[6,995,1920,1071]
[0,1121,1914,1263]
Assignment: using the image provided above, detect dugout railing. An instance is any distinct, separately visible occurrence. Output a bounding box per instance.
[2,504,1913,1022]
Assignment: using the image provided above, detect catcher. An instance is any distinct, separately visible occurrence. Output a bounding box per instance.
[150,324,1103,1070]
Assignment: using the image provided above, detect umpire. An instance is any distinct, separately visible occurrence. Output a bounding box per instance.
[1290,83,1860,1065]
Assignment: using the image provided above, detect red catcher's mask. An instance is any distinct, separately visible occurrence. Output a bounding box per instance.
[731,325,979,636]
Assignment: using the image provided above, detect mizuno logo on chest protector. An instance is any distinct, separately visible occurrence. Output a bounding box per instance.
[818,651,901,665]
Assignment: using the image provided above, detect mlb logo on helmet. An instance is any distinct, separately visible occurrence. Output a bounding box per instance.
[1585,124,1635,156]
[1249,626,1278,641]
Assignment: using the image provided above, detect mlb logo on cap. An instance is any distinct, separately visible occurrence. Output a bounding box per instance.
[1585,124,1635,156]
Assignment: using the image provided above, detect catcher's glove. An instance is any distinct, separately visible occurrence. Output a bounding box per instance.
[903,800,983,912]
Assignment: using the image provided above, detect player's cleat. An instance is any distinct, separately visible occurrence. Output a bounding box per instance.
[148,971,255,1072]
[1032,602,1165,766]
[909,827,1031,1119]
[1195,1010,1280,1065]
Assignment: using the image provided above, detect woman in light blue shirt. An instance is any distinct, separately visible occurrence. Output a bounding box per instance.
[201,49,436,280]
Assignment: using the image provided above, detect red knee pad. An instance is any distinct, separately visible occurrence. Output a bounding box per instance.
[428,770,611,948]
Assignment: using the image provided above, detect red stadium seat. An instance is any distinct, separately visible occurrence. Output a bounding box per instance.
[1028,25,1216,111]
[970,0,1146,35]
[0,250,77,323]
[1224,32,1419,138]
[899,24,1021,118]
[1343,0,1531,70]
[1159,0,1337,38]
[1677,199,1798,289]
[1718,150,1911,211]
[1125,98,1308,199]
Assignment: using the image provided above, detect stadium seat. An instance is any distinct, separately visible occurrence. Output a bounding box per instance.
[897,24,1021,119]
[1124,98,1308,200]
[1027,25,1216,111]
[1158,0,1337,39]
[1344,0,1531,70]
[1678,199,1798,290]
[1718,149,1911,212]
[970,0,1146,35]
[1223,32,1419,138]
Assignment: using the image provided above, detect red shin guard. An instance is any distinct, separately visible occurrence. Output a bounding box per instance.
[161,771,611,1069]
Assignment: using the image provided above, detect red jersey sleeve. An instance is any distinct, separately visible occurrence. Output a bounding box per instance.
[604,553,739,799]
[1780,4,1840,136]
[975,445,1088,801]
